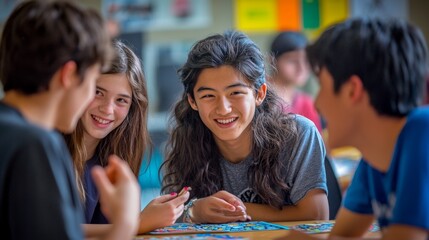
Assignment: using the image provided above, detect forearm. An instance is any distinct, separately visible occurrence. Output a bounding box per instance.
[82,220,137,240]
[103,219,137,240]
[245,202,327,222]
[329,208,374,238]
[137,218,160,234]
[83,224,111,239]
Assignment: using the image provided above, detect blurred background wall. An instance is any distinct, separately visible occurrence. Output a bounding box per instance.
[1,0,429,112]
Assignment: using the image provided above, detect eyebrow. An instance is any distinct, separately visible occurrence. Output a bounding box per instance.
[196,83,250,92]
[97,86,132,99]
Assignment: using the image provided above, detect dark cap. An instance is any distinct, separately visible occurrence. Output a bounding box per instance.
[270,31,308,58]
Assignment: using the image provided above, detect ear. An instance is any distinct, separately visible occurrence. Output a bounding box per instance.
[59,61,78,89]
[187,93,198,111]
[255,83,267,106]
[346,75,365,103]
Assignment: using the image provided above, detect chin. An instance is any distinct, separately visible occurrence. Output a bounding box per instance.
[57,124,75,134]
[87,133,106,140]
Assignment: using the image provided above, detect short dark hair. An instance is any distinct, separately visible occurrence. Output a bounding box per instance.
[270,31,308,59]
[307,18,429,117]
[0,0,112,94]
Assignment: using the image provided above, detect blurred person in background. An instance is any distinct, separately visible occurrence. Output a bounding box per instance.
[269,31,322,132]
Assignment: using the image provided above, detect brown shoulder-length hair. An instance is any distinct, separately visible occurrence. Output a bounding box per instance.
[64,40,151,199]
[161,30,298,209]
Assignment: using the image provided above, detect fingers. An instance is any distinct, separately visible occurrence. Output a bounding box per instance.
[173,191,190,205]
[210,198,237,212]
[203,210,250,223]
[177,186,191,197]
[221,205,251,221]
[222,205,245,216]
[91,165,113,198]
[155,191,190,206]
[93,155,140,219]
[213,190,246,211]
[228,198,246,211]
[154,193,180,203]
[158,186,191,206]
[104,155,135,183]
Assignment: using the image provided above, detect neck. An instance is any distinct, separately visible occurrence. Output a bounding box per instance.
[353,114,407,172]
[3,91,59,130]
[271,77,296,103]
[215,127,252,164]
[83,132,100,160]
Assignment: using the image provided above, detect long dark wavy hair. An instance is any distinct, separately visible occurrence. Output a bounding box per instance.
[64,40,151,200]
[161,30,299,209]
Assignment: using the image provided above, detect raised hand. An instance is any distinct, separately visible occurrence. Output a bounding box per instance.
[91,155,141,239]
[138,189,190,233]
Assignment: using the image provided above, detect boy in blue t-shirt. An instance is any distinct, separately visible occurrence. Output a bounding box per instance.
[277,18,429,239]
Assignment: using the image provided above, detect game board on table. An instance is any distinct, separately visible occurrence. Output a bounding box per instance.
[136,233,247,240]
[149,221,290,235]
[291,221,380,234]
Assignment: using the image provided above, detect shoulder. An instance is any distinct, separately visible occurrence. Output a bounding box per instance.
[2,121,57,149]
[283,115,326,161]
[404,107,429,128]
[0,106,65,160]
[398,107,429,142]
[294,114,319,135]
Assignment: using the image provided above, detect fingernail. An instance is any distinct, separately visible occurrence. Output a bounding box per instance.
[184,186,189,191]
[171,192,177,196]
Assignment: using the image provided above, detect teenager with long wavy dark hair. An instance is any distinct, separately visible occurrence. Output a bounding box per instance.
[161,30,328,223]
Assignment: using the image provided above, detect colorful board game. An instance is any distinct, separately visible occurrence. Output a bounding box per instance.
[291,221,380,234]
[149,221,290,235]
[135,233,247,239]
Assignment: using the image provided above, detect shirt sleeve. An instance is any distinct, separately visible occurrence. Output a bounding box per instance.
[288,115,327,204]
[343,160,373,214]
[392,111,429,230]
[7,137,83,240]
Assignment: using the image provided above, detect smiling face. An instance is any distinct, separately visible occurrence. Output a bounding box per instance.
[276,49,309,87]
[80,73,132,145]
[315,67,357,149]
[58,63,101,133]
[187,65,266,147]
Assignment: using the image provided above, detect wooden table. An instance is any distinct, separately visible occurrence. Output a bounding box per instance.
[135,220,381,239]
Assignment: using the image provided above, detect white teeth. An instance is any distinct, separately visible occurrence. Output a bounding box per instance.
[217,118,236,124]
[92,115,111,124]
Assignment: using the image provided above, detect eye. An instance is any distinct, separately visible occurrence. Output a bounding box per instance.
[231,91,243,95]
[95,89,103,96]
[117,98,130,105]
[200,94,214,99]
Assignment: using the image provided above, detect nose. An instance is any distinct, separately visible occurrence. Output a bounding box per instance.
[297,59,309,73]
[216,96,232,115]
[98,99,114,115]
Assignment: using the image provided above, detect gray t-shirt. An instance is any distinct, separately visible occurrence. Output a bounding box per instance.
[220,115,327,206]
